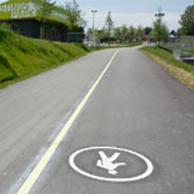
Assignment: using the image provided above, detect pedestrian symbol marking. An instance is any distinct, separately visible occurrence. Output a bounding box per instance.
[69,146,154,182]
[97,151,126,175]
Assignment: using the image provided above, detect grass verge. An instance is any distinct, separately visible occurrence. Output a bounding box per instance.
[141,46,194,91]
[0,24,91,89]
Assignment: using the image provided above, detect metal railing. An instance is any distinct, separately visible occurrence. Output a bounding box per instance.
[162,36,194,59]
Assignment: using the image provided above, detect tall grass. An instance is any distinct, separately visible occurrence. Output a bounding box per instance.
[0,24,17,82]
[0,23,15,42]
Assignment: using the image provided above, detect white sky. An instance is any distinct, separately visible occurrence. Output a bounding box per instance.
[70,0,193,31]
[0,0,193,30]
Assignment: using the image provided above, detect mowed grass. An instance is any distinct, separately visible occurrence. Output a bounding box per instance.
[0,25,91,89]
[141,46,194,90]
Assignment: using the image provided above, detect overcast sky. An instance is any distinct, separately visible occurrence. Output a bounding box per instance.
[0,0,193,30]
[65,0,193,31]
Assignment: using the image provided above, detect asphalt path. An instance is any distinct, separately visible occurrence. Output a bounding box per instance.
[0,47,194,194]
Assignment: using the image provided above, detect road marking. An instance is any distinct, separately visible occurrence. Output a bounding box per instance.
[97,151,126,175]
[69,146,154,182]
[17,50,119,194]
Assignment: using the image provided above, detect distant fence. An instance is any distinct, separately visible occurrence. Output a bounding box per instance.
[162,36,194,59]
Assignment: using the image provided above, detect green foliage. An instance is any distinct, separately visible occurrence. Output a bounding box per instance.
[128,25,136,42]
[37,0,56,39]
[0,23,15,42]
[105,11,114,32]
[113,27,122,41]
[151,19,168,44]
[99,28,109,40]
[112,25,144,43]
[0,52,17,82]
[104,11,114,44]
[179,5,194,35]
[86,28,93,39]
[121,25,128,42]
[61,0,86,29]
[86,28,100,42]
[37,0,56,22]
[136,26,144,42]
[144,27,152,35]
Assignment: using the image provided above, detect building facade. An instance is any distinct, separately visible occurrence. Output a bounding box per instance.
[0,0,84,42]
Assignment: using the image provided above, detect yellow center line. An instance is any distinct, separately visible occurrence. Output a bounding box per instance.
[17,49,119,194]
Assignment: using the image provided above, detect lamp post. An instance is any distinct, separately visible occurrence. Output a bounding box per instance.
[155,8,165,45]
[91,10,97,46]
[155,12,165,19]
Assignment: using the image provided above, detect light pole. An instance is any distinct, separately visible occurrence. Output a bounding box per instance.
[155,12,165,19]
[155,8,165,45]
[91,10,97,46]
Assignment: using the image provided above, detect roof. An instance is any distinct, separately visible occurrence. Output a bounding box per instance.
[0,0,68,25]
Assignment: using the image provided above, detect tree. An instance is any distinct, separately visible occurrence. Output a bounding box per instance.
[59,0,86,42]
[144,27,152,35]
[87,28,93,40]
[179,5,194,35]
[87,28,99,41]
[37,0,56,39]
[170,30,176,36]
[151,19,168,45]
[136,26,145,42]
[128,25,136,42]
[177,28,182,37]
[104,11,114,45]
[113,27,121,42]
[121,25,128,43]
[63,0,86,29]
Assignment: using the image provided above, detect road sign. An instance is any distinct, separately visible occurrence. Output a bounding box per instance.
[96,151,126,175]
[69,146,154,182]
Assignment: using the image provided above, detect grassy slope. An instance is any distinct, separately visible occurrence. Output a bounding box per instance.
[141,46,194,90]
[0,25,140,89]
[0,33,90,89]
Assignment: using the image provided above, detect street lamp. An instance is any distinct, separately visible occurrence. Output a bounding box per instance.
[155,7,165,19]
[155,8,165,45]
[91,10,97,46]
[155,12,165,18]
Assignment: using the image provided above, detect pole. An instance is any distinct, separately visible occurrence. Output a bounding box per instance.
[91,10,97,47]
[155,8,165,45]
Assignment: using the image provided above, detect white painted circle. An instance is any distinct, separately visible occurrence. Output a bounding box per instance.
[69,146,154,182]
